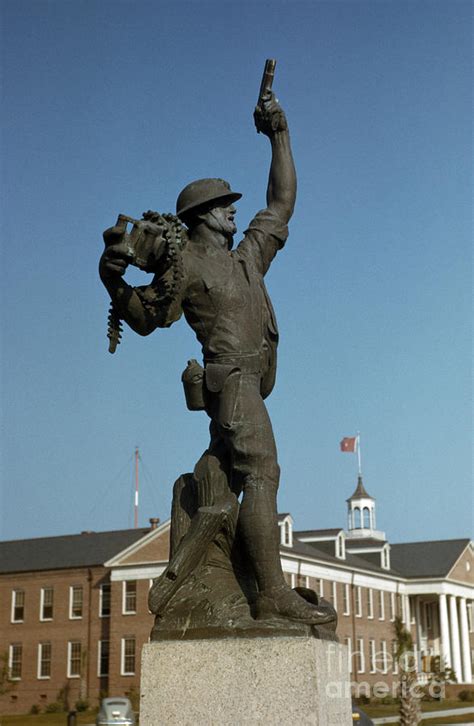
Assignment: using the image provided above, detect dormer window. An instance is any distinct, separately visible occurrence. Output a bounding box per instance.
[279,516,293,547]
[382,544,390,570]
[336,533,346,559]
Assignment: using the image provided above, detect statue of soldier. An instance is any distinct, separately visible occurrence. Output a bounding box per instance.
[99,90,334,628]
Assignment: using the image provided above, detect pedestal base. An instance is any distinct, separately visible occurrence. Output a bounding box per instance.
[140,637,352,725]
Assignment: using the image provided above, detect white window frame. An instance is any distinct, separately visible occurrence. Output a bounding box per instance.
[355,586,362,617]
[11,590,25,623]
[356,638,365,673]
[122,580,137,615]
[425,602,432,630]
[331,582,337,610]
[367,588,374,619]
[344,636,352,674]
[316,579,324,598]
[37,642,52,680]
[120,636,136,676]
[392,639,399,674]
[343,584,350,616]
[369,639,376,673]
[8,644,22,681]
[67,641,81,678]
[381,640,388,674]
[40,587,54,621]
[69,585,83,620]
[378,590,385,620]
[97,639,109,677]
[99,583,111,618]
[337,534,345,559]
[467,602,474,632]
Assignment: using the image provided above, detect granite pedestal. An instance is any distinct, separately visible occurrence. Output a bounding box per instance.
[140,637,352,725]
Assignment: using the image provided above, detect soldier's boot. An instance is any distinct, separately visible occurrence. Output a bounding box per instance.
[239,476,337,625]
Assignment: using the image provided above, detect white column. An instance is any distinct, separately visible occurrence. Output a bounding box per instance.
[415,597,423,672]
[449,595,462,682]
[459,597,473,683]
[405,595,411,630]
[439,594,451,669]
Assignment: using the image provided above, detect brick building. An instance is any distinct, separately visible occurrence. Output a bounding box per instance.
[1,477,473,715]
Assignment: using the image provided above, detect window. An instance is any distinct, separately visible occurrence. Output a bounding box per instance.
[367,588,373,618]
[355,586,362,617]
[67,641,81,678]
[98,640,109,677]
[369,639,376,673]
[8,644,22,680]
[380,640,388,674]
[363,507,370,528]
[282,520,292,546]
[330,582,337,609]
[467,602,474,632]
[343,584,350,615]
[121,637,136,675]
[315,579,324,598]
[11,590,25,623]
[337,535,345,559]
[100,583,111,617]
[392,640,399,674]
[397,593,403,621]
[425,602,432,630]
[38,643,51,679]
[40,588,54,620]
[69,586,83,619]
[354,507,361,528]
[390,592,395,621]
[356,638,365,673]
[344,637,352,674]
[378,590,385,620]
[123,581,137,614]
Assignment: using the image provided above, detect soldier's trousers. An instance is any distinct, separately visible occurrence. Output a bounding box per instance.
[194,370,285,592]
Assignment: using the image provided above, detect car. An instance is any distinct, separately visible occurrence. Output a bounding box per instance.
[352,703,374,725]
[96,697,136,726]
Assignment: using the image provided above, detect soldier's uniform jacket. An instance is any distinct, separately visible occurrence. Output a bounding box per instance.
[137,208,288,399]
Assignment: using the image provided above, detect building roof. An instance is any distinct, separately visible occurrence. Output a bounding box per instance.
[295,528,342,538]
[0,528,150,574]
[390,539,470,578]
[345,538,387,549]
[347,475,374,501]
[284,538,396,577]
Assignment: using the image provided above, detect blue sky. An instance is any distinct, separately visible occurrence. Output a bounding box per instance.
[1,0,472,544]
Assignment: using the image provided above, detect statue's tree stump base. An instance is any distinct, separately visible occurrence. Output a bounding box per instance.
[140,637,352,725]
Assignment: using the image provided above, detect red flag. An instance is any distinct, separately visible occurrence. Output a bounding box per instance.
[340,436,357,453]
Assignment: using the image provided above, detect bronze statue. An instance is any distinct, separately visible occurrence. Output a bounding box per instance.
[99,61,337,639]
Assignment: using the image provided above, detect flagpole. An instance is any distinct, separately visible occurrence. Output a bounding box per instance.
[357,431,362,475]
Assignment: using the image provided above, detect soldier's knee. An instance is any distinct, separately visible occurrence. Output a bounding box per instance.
[243,472,279,496]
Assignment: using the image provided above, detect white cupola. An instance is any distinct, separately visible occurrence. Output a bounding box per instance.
[346,476,385,540]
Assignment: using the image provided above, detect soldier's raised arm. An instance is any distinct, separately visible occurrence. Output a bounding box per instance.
[254,92,296,224]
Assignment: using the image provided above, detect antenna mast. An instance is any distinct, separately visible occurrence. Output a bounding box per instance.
[134,446,139,528]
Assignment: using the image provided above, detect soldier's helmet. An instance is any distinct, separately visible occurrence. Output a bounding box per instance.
[176,178,242,223]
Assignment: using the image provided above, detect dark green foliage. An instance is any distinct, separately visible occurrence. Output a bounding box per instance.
[393,615,421,726]
[75,698,89,711]
[459,689,474,701]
